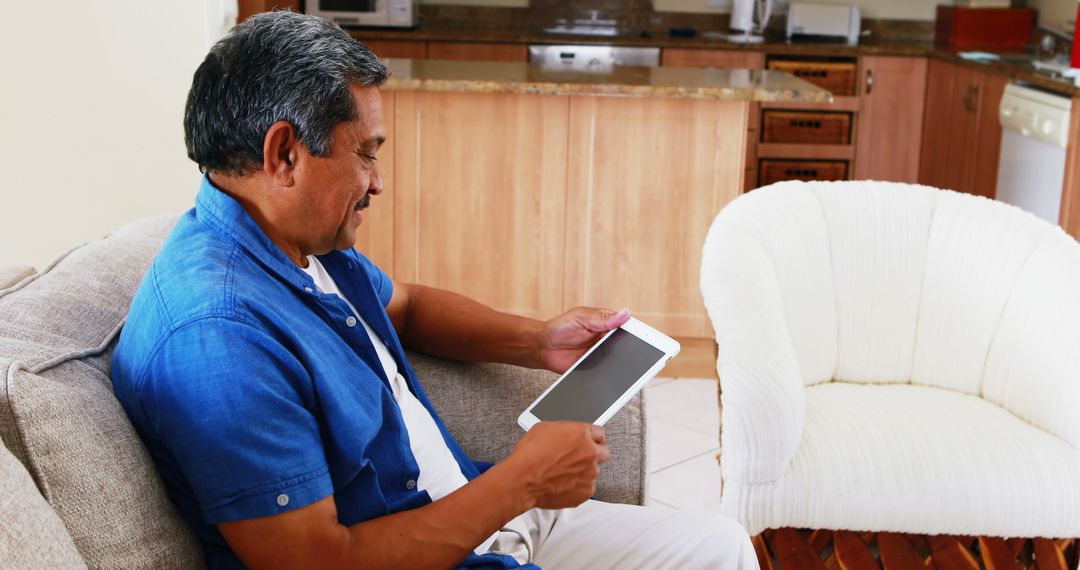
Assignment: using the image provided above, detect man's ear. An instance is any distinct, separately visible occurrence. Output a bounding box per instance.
[262,121,300,186]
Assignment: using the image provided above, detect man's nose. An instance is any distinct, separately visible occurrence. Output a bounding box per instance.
[369,167,384,195]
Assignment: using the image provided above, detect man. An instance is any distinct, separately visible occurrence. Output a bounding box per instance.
[112,11,758,569]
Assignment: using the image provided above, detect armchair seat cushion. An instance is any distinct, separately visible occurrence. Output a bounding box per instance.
[724,382,1080,536]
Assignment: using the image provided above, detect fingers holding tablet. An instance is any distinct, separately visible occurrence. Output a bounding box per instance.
[506,421,609,509]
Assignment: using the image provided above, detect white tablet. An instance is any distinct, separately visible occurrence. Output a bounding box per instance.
[518,317,681,430]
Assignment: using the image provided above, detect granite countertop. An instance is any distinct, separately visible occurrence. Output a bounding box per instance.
[381,58,833,102]
[352,28,1080,97]
[350,26,932,56]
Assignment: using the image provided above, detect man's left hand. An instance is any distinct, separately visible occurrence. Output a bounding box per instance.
[537,307,630,373]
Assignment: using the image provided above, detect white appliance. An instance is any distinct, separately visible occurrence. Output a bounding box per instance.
[995,83,1073,224]
[786,3,861,46]
[305,0,418,29]
[728,0,773,44]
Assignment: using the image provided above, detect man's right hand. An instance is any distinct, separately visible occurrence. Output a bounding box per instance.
[503,421,611,510]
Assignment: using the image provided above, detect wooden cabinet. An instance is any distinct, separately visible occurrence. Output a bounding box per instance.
[357,39,428,59]
[352,39,526,62]
[661,49,764,69]
[767,58,859,96]
[564,97,747,337]
[762,110,852,145]
[362,91,748,336]
[427,42,527,62]
[918,58,1008,198]
[759,159,848,185]
[854,56,928,183]
[662,49,763,192]
[390,91,570,321]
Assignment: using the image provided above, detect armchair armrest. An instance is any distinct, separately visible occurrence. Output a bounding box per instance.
[408,350,647,506]
[701,210,806,485]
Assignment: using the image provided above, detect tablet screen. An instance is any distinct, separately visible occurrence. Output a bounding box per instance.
[530,328,665,423]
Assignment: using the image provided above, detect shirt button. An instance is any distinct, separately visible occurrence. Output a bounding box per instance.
[345,316,357,327]
[276,494,289,507]
[405,479,416,490]
[303,286,313,293]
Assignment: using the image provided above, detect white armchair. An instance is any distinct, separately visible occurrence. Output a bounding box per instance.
[700,180,1080,539]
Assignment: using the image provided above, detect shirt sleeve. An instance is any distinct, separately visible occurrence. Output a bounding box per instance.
[139,316,334,525]
[351,251,394,307]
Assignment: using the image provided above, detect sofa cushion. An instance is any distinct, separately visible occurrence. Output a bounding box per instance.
[409,350,647,506]
[721,382,1080,536]
[0,215,203,569]
[0,266,34,291]
[0,433,86,569]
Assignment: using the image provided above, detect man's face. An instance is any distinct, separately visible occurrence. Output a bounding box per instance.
[293,86,386,255]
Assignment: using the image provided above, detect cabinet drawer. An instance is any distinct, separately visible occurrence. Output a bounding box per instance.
[759,160,849,185]
[766,59,858,96]
[761,110,852,144]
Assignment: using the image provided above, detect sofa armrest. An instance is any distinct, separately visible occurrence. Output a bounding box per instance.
[408,350,647,506]
[0,266,34,291]
[701,208,806,485]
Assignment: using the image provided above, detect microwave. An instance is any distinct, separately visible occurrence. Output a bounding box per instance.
[305,0,418,29]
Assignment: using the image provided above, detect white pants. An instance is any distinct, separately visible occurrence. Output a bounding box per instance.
[486,500,760,569]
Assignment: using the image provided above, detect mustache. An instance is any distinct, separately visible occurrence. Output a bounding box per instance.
[354,193,371,211]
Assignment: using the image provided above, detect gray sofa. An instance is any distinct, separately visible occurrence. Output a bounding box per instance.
[0,215,648,568]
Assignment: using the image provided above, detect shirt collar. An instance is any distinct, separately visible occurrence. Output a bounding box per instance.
[194,174,317,291]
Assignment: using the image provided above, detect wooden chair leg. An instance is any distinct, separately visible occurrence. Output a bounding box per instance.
[1033,538,1067,570]
[879,532,926,570]
[834,531,879,570]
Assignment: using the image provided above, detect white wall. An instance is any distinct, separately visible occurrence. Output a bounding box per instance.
[655,0,940,19]
[0,1,235,269]
[1028,0,1077,33]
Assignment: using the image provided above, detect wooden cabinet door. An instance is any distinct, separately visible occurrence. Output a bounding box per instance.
[854,56,927,183]
[357,39,428,59]
[427,42,527,62]
[918,59,1006,198]
[971,71,1008,199]
[391,91,569,320]
[564,96,747,337]
[919,59,980,194]
[662,49,762,193]
[661,49,764,69]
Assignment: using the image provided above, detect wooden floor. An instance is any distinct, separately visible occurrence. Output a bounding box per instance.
[666,337,717,379]
[753,528,1080,570]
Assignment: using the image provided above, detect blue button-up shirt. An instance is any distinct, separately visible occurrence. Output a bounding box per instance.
[112,177,533,569]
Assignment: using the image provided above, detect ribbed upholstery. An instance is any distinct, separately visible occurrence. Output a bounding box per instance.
[912,191,1052,394]
[702,180,1080,536]
[983,232,1080,450]
[723,383,1080,536]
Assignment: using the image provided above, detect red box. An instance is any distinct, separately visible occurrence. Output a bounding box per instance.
[935,6,1036,50]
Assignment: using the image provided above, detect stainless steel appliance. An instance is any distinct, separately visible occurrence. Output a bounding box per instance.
[305,0,417,28]
[995,82,1073,223]
[527,45,660,71]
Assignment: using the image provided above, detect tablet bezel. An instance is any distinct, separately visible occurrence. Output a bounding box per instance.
[517,317,681,431]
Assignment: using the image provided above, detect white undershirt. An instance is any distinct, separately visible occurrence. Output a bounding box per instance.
[302,257,500,553]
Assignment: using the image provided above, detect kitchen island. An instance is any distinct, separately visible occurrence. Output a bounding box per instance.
[356,58,829,342]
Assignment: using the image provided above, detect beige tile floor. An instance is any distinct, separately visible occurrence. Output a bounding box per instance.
[642,376,723,512]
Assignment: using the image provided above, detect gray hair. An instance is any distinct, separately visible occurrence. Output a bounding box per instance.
[183,11,389,174]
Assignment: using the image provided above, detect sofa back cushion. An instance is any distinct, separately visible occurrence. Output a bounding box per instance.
[0,433,86,569]
[810,182,938,384]
[910,192,1053,395]
[0,215,203,569]
[982,230,1080,449]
